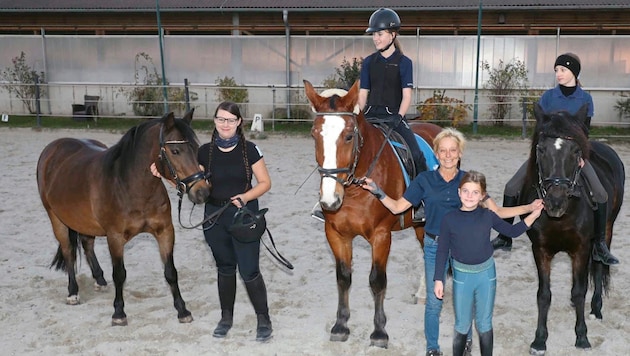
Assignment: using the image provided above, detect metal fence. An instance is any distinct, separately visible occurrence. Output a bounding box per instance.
[0,33,629,125]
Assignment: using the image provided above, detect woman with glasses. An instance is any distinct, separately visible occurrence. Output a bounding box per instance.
[199,101,273,341]
[151,101,273,341]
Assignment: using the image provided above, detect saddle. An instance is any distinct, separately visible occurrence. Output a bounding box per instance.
[368,120,438,186]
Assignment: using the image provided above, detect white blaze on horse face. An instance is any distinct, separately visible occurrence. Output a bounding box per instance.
[554,137,564,151]
[320,115,346,205]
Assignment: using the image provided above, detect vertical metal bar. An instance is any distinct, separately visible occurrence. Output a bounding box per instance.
[156,0,169,114]
[35,74,41,127]
[473,0,483,135]
[283,10,290,120]
[184,78,190,112]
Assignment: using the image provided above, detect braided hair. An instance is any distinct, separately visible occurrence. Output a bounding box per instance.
[207,101,252,191]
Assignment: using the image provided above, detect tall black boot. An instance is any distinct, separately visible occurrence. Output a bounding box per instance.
[213,273,236,338]
[479,329,493,356]
[592,202,619,265]
[490,195,518,251]
[244,273,273,342]
[452,332,469,356]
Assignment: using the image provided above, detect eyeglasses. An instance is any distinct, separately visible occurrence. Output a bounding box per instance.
[214,116,239,125]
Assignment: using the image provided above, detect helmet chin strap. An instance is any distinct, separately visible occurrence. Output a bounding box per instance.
[378,33,396,53]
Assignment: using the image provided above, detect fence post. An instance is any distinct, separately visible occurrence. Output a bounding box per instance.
[35,74,42,127]
[184,78,191,112]
[521,97,527,139]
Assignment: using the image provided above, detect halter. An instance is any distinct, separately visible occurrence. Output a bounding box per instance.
[314,111,365,186]
[158,124,208,198]
[535,133,583,199]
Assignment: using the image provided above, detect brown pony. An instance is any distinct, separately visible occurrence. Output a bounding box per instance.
[304,80,442,348]
[36,110,211,326]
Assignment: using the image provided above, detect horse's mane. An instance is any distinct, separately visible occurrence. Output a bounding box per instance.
[103,117,199,177]
[528,110,591,177]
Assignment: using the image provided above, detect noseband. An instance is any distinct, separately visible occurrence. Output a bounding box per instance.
[535,134,583,199]
[158,124,208,198]
[314,111,365,186]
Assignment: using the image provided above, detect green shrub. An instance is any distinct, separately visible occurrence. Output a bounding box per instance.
[0,51,47,114]
[482,59,529,125]
[119,52,191,117]
[323,57,362,89]
[416,90,471,127]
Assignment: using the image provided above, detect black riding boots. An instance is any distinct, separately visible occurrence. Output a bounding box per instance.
[490,195,518,251]
[213,273,236,338]
[245,273,273,342]
[479,329,494,356]
[452,332,469,356]
[592,202,619,265]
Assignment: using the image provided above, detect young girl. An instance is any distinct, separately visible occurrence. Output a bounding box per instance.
[434,170,543,356]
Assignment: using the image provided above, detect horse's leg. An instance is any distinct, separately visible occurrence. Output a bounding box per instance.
[412,231,425,304]
[107,236,128,326]
[48,215,81,305]
[529,246,553,355]
[328,232,353,342]
[79,234,107,290]
[570,251,591,350]
[369,233,392,348]
[156,225,192,323]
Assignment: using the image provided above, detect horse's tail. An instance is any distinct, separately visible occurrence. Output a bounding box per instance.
[50,229,80,272]
[590,258,611,297]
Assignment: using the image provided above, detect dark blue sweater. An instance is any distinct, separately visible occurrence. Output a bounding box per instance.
[434,207,529,281]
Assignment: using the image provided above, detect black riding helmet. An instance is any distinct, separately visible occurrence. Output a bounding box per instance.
[366,8,401,33]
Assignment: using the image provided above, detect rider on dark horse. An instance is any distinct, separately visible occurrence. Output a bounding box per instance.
[311,8,427,223]
[359,8,427,222]
[491,52,619,265]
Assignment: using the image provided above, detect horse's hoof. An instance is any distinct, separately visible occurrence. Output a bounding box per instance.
[529,347,545,356]
[330,333,349,342]
[178,314,193,323]
[93,282,107,291]
[66,295,80,305]
[589,312,603,320]
[370,339,388,348]
[111,318,128,326]
[575,338,591,350]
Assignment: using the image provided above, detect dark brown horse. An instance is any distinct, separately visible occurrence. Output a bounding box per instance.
[304,80,442,348]
[37,110,211,326]
[521,104,624,355]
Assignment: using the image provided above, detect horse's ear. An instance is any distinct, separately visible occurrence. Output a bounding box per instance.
[575,103,589,125]
[162,112,176,130]
[303,79,321,112]
[346,80,361,114]
[534,103,548,126]
[182,108,195,125]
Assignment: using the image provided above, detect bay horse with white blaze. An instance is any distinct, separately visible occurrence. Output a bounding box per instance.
[521,104,624,355]
[37,110,211,326]
[304,80,442,348]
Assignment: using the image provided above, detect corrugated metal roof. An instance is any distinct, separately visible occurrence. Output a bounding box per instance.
[0,1,629,12]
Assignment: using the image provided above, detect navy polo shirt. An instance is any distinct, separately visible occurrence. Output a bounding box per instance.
[403,169,466,236]
[538,85,594,117]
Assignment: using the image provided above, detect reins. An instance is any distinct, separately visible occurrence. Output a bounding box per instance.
[176,199,293,270]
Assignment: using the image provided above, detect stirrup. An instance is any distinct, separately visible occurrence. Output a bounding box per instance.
[310,202,325,222]
[412,201,426,224]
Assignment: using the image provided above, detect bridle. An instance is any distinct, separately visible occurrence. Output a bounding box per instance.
[157,124,208,198]
[314,111,365,186]
[535,133,583,199]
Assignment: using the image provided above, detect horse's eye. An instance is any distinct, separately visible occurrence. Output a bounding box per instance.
[344,134,354,142]
[170,148,180,155]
